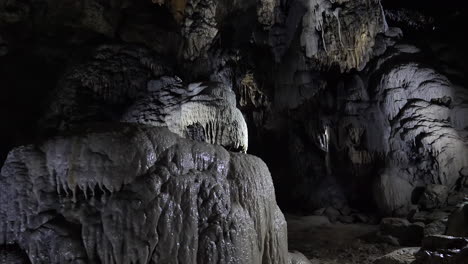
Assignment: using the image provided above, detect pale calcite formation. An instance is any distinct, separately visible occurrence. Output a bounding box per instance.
[122,81,249,152]
[0,125,300,264]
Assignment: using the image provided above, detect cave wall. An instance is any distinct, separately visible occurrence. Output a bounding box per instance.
[1,0,468,262]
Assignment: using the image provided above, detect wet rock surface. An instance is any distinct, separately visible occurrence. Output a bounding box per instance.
[0,124,291,264]
[1,0,468,263]
[413,235,468,264]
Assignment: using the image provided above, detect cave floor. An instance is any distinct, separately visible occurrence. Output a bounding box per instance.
[287,215,400,264]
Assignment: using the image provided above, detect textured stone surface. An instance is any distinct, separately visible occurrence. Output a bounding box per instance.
[373,247,419,264]
[41,45,248,152]
[418,185,449,210]
[122,80,249,152]
[379,218,424,246]
[289,251,312,264]
[414,235,468,264]
[267,0,387,71]
[0,125,289,264]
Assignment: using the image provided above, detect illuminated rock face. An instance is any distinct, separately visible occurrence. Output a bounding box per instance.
[122,81,249,152]
[267,0,387,71]
[41,45,248,152]
[281,41,468,214]
[0,125,290,264]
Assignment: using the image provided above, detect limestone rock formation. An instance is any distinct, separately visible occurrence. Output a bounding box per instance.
[41,45,248,152]
[122,80,248,152]
[1,0,468,262]
[267,0,387,71]
[0,124,290,264]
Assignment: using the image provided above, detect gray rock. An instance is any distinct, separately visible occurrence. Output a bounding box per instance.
[0,125,291,264]
[41,45,248,152]
[122,81,249,152]
[289,251,312,264]
[418,185,449,210]
[422,235,468,251]
[411,210,450,224]
[448,192,466,206]
[424,220,447,237]
[415,247,468,264]
[324,207,341,223]
[373,170,414,216]
[380,218,425,246]
[414,235,468,264]
[374,247,419,264]
[271,0,387,71]
[352,213,370,224]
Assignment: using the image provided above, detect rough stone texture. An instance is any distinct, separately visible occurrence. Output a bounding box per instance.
[122,80,249,152]
[41,45,248,152]
[422,235,468,251]
[41,45,171,129]
[0,124,290,264]
[418,185,449,210]
[373,170,414,216]
[289,251,312,264]
[414,235,468,264]
[373,247,419,264]
[424,220,447,237]
[344,55,468,215]
[262,29,468,213]
[267,0,387,71]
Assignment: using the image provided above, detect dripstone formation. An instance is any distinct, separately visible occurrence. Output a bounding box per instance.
[1,0,468,263]
[0,125,290,263]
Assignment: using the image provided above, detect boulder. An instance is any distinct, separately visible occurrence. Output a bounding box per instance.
[379,218,425,246]
[374,170,414,216]
[0,124,291,264]
[418,185,449,210]
[41,45,248,152]
[289,251,312,264]
[373,247,419,264]
[414,235,468,264]
[324,207,342,223]
[424,220,447,237]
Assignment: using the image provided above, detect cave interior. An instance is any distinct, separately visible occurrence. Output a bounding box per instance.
[0,0,468,263]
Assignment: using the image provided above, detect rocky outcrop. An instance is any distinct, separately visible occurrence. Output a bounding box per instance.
[271,30,468,214]
[373,247,418,264]
[413,235,468,264]
[265,0,387,71]
[0,124,291,264]
[122,80,248,152]
[41,45,248,152]
[369,61,468,215]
